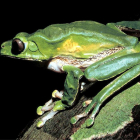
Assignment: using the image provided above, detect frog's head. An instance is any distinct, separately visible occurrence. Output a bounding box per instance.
[0,32,50,61]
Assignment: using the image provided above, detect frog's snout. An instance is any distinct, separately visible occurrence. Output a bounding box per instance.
[0,39,25,56]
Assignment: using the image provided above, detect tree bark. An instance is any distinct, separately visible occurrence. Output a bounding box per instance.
[17,82,140,140]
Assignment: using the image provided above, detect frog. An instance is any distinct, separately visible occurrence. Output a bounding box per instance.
[1,20,140,128]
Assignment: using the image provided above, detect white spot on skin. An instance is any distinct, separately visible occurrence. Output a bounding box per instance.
[47,59,65,73]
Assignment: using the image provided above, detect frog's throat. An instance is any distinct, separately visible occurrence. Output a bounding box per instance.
[47,46,124,73]
[0,54,35,61]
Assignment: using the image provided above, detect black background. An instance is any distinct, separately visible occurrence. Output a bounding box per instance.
[0,2,140,139]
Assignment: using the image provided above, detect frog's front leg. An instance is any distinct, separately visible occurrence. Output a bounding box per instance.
[37,65,84,128]
[71,53,140,127]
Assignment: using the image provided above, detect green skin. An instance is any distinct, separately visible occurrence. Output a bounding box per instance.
[1,21,140,128]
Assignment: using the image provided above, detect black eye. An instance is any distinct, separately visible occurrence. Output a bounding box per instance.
[12,39,25,55]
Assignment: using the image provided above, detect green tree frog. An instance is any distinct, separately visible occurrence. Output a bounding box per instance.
[1,21,140,128]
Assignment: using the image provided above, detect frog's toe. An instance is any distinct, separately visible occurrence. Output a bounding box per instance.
[82,100,92,107]
[37,120,44,128]
[84,102,100,127]
[52,90,63,99]
[37,106,44,115]
[70,116,77,124]
[37,103,54,115]
[37,110,58,128]
[85,118,94,127]
[70,112,87,124]
[71,99,100,127]
[44,99,53,106]
[41,104,54,111]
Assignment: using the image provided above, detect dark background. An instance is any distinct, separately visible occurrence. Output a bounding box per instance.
[0,2,140,139]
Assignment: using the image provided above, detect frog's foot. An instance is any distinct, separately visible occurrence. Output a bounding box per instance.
[37,90,63,115]
[36,90,63,128]
[71,99,100,127]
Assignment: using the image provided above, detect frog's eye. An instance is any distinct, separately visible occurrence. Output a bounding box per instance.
[12,39,25,55]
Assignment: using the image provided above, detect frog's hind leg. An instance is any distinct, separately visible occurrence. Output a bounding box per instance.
[72,53,140,127]
[71,64,140,127]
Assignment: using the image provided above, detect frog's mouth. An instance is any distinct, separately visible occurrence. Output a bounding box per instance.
[0,54,41,61]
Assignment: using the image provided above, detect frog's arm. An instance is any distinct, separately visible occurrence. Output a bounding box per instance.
[71,52,140,127]
[107,21,140,38]
[37,65,84,127]
[113,21,140,30]
[53,65,84,110]
[107,21,140,29]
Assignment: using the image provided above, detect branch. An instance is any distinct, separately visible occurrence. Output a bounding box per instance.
[18,82,140,140]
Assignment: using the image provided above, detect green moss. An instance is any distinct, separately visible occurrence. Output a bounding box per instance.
[71,83,140,140]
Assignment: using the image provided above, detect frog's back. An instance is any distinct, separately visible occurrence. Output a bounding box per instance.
[33,21,138,59]
[41,21,127,42]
